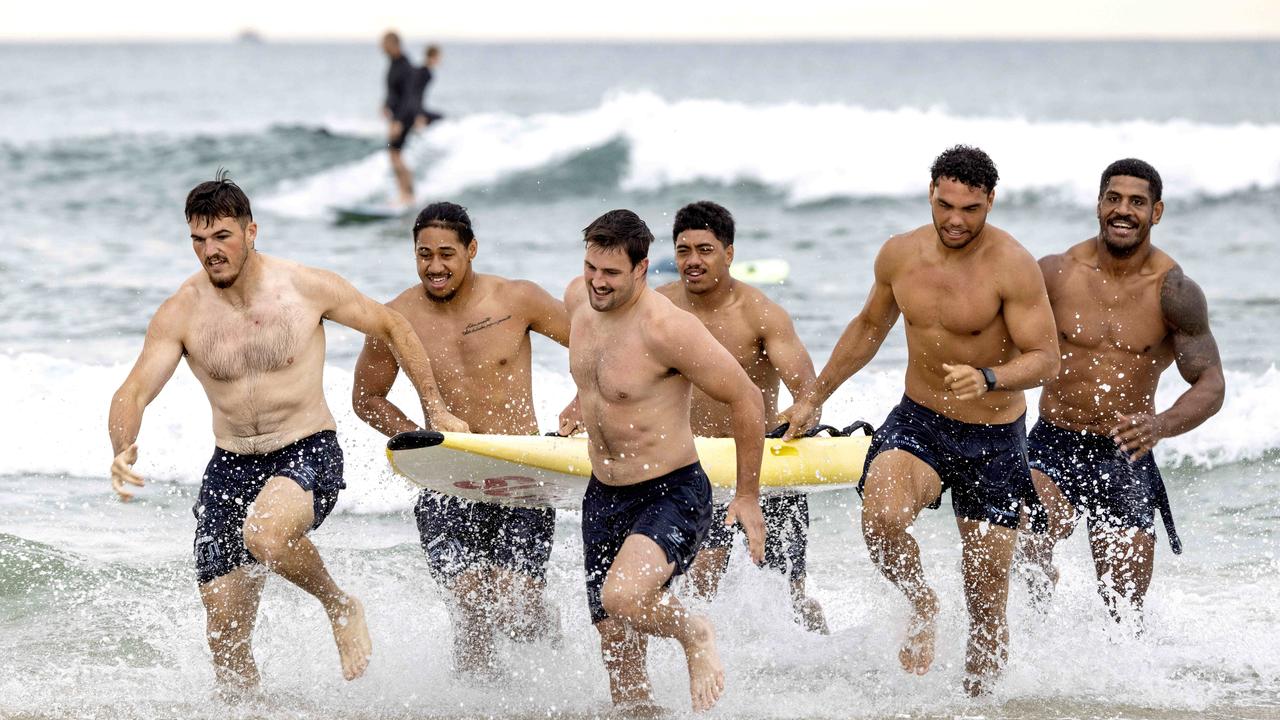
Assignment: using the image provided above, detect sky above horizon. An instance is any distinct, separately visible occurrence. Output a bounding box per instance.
[3,0,1278,41]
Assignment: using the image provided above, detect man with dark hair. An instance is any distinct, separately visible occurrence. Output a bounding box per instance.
[780,145,1060,694]
[658,200,827,633]
[1018,158,1223,621]
[108,174,467,690]
[409,45,445,130]
[353,201,570,674]
[381,31,417,206]
[562,208,766,712]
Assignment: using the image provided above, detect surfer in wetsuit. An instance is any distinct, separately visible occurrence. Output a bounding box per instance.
[779,145,1060,695]
[381,31,416,206]
[561,209,765,713]
[409,45,445,130]
[656,200,828,633]
[1018,158,1224,622]
[108,173,467,690]
[353,202,571,674]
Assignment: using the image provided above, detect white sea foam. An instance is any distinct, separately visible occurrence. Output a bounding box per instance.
[3,352,1275,512]
[259,91,1280,216]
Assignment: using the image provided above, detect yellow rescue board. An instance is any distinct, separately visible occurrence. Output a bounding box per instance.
[386,431,869,509]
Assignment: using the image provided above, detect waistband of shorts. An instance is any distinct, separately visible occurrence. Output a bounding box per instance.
[213,429,339,460]
[1031,419,1138,457]
[589,461,706,496]
[898,395,1025,433]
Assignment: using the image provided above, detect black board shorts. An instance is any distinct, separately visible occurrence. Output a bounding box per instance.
[702,492,810,583]
[859,395,1032,529]
[1026,419,1181,553]
[388,114,417,150]
[582,461,712,623]
[414,488,556,584]
[193,430,345,585]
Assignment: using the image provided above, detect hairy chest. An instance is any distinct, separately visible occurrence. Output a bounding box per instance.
[187,302,316,382]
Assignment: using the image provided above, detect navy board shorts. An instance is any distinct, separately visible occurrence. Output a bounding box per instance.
[1026,419,1181,553]
[702,492,811,582]
[414,488,556,584]
[582,461,712,624]
[859,395,1032,529]
[193,430,345,585]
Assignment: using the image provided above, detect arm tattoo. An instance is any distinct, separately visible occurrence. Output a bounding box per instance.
[1161,266,1222,383]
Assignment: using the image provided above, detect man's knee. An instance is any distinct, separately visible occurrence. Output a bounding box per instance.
[600,580,643,621]
[242,521,296,565]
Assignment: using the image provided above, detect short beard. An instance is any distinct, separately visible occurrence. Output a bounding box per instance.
[426,288,458,303]
[1101,234,1144,259]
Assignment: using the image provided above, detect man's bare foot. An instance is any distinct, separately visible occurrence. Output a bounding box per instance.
[683,614,725,712]
[963,673,993,697]
[328,595,372,680]
[898,590,938,676]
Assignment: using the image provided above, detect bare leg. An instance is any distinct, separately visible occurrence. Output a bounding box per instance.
[601,534,725,712]
[957,518,1016,696]
[1015,469,1077,606]
[790,578,829,634]
[199,566,268,690]
[388,148,414,205]
[685,546,730,601]
[1089,522,1156,623]
[490,568,560,644]
[859,450,943,675]
[447,568,500,673]
[243,476,371,681]
[596,618,654,708]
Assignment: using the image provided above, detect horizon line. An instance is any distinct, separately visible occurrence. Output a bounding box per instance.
[4,33,1280,44]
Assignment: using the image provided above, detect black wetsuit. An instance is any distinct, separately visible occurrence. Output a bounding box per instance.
[385,54,415,149]
[404,66,445,126]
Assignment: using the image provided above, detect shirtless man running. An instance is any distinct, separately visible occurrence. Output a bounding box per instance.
[564,209,766,712]
[1020,158,1224,620]
[353,202,569,673]
[780,146,1060,694]
[657,200,827,633]
[108,174,467,689]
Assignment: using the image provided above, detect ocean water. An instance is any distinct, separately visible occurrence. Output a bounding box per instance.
[1,41,1278,719]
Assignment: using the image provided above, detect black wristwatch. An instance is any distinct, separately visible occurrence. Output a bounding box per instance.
[980,367,997,392]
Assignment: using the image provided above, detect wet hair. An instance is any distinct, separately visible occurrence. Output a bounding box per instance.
[383,31,401,45]
[930,145,999,193]
[185,169,252,227]
[583,209,653,266]
[1100,158,1163,202]
[426,44,441,58]
[413,202,475,245]
[672,200,735,246]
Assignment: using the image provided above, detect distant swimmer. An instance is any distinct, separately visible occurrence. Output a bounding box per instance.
[563,209,766,712]
[779,146,1060,694]
[353,202,570,674]
[1019,159,1224,621]
[381,31,416,206]
[107,173,467,690]
[657,200,828,634]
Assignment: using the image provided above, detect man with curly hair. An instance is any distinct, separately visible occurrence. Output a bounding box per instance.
[1018,159,1224,622]
[780,145,1060,694]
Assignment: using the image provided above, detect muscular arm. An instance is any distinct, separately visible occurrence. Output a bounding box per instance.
[1157,268,1225,434]
[652,310,765,497]
[352,333,421,437]
[988,247,1061,390]
[304,269,464,430]
[780,242,899,437]
[108,296,186,497]
[519,280,571,347]
[756,299,817,417]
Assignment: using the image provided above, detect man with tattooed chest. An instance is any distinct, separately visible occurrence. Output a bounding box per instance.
[108,173,467,690]
[353,202,571,675]
[1020,159,1225,622]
